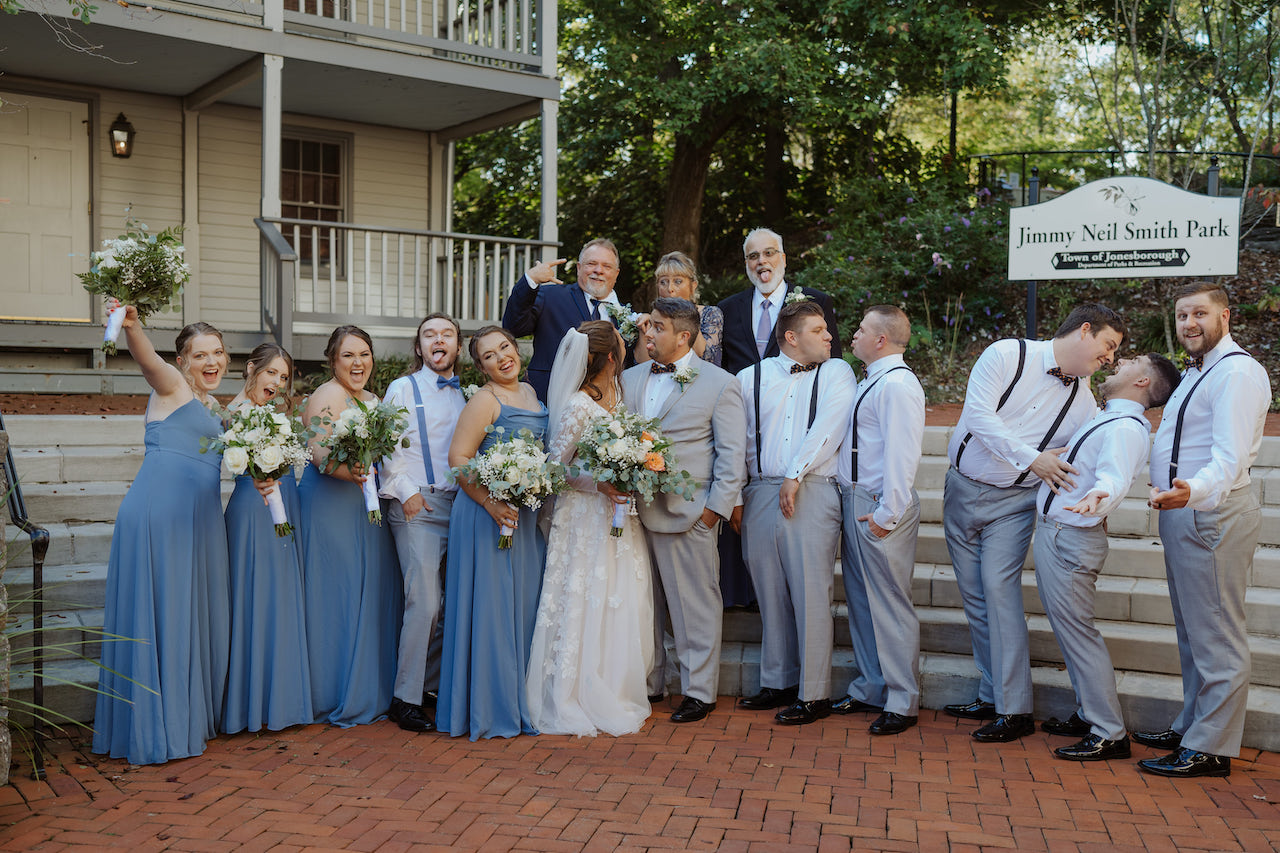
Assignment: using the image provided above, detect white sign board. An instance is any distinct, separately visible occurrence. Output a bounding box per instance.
[1008,176,1240,280]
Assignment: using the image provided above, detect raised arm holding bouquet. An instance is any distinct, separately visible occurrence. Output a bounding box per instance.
[79,213,190,354]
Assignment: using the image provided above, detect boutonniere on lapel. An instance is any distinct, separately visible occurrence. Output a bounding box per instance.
[673,365,698,391]
[784,286,810,305]
[603,302,642,344]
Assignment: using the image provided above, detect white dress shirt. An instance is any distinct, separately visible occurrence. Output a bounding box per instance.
[1037,398,1151,528]
[1149,334,1270,510]
[739,354,856,481]
[750,282,788,352]
[946,338,1099,488]
[643,349,695,419]
[836,354,926,530]
[379,368,466,503]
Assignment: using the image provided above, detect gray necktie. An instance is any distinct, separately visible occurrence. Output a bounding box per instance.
[756,298,772,358]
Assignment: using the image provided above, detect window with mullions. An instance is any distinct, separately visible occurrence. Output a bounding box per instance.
[282,136,345,268]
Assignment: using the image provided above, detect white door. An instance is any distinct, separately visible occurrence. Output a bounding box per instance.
[0,92,91,321]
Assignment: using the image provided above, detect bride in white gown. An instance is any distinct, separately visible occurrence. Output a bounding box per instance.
[526,320,655,736]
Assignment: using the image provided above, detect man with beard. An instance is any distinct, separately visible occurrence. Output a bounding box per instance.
[1136,282,1271,778]
[380,313,467,732]
[715,228,841,609]
[503,239,627,401]
[943,304,1124,744]
[734,300,856,725]
[1033,353,1180,763]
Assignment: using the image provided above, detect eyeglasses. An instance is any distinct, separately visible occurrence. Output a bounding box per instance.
[745,247,780,263]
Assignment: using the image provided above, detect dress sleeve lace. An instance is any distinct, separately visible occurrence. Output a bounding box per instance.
[700,305,724,367]
[548,392,600,493]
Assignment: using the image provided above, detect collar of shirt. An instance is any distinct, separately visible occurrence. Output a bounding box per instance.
[1102,397,1145,419]
[1039,341,1068,378]
[414,365,454,387]
[865,353,906,381]
[760,282,787,311]
[1192,333,1237,373]
[774,352,806,373]
[582,289,622,309]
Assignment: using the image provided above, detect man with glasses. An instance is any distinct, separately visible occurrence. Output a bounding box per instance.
[503,238,627,401]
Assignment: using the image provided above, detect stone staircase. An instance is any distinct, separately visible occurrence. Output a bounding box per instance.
[4,416,1280,751]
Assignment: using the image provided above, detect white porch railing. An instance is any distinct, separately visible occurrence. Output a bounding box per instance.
[257,217,555,350]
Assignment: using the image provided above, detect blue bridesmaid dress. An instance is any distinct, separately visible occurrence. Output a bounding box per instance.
[298,463,402,726]
[92,398,231,765]
[437,402,549,740]
[221,473,312,733]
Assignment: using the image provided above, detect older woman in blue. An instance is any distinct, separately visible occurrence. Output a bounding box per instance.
[438,326,549,740]
[299,325,403,726]
[92,309,232,765]
[221,342,313,734]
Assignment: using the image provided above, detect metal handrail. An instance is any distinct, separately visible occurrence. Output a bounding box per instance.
[0,409,50,780]
[261,217,557,245]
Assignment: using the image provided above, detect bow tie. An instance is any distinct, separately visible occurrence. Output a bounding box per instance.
[437,375,461,390]
[790,362,818,374]
[650,362,677,374]
[1046,366,1075,386]
[1187,354,1205,370]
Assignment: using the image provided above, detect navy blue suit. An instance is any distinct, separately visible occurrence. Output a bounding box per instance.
[501,275,612,401]
[717,285,842,376]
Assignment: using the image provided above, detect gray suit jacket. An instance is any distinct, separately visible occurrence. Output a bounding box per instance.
[622,355,747,534]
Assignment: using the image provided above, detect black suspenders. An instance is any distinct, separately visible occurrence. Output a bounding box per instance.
[753,361,822,477]
[849,365,913,482]
[1168,351,1246,485]
[1041,414,1145,517]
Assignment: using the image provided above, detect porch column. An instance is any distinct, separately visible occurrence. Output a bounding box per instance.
[181,109,201,325]
[261,53,283,219]
[539,98,558,258]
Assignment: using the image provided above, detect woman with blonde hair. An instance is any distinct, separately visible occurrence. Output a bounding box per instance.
[646,251,724,366]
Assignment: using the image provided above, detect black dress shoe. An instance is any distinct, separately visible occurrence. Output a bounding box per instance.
[1042,711,1092,737]
[421,690,437,709]
[648,693,665,704]
[670,697,716,723]
[870,712,918,735]
[738,685,799,710]
[831,695,882,715]
[944,699,998,720]
[1138,747,1230,778]
[775,699,832,725]
[1132,728,1182,750]
[1053,733,1131,761]
[388,697,434,733]
[972,713,1035,743]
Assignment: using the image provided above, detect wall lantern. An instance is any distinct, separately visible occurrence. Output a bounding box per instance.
[109,113,136,158]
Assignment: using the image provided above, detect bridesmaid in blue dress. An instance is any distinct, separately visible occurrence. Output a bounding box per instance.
[299,325,403,727]
[93,307,232,765]
[438,325,549,740]
[221,342,313,734]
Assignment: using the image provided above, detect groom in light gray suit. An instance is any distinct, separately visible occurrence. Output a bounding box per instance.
[622,297,747,724]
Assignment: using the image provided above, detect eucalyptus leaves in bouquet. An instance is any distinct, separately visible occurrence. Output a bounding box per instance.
[449,425,568,548]
[316,398,410,525]
[78,212,190,354]
[202,405,312,536]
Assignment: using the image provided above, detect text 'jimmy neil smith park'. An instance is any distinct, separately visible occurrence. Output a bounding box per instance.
[1015,217,1232,249]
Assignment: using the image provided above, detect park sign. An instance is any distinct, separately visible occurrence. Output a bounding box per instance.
[1007,176,1240,280]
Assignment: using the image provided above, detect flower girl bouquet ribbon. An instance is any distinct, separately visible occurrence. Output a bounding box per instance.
[318,398,411,525]
[202,405,311,537]
[574,409,699,536]
[450,425,568,548]
[78,212,191,355]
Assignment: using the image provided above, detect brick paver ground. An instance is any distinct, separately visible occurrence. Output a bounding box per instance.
[3,703,1278,852]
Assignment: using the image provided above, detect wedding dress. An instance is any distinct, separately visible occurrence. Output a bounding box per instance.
[526,391,655,736]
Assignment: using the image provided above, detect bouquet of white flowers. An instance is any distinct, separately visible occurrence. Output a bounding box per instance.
[318,398,410,525]
[450,426,568,548]
[575,409,698,536]
[603,302,643,344]
[78,213,191,354]
[203,405,311,536]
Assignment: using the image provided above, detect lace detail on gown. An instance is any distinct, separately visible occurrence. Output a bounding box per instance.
[527,392,655,736]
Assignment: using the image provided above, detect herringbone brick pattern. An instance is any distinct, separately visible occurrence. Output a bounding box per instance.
[4,704,1278,852]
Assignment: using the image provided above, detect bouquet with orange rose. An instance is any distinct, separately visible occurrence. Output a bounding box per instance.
[575,409,698,536]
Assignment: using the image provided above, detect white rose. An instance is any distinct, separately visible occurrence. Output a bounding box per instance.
[257,444,284,473]
[223,446,250,475]
[609,421,625,438]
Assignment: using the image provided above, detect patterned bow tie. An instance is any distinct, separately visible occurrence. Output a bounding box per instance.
[1046,366,1075,386]
[1187,355,1205,370]
[437,375,461,390]
[650,362,676,374]
[790,362,818,374]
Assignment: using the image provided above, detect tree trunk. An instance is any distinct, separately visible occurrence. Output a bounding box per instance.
[660,134,719,267]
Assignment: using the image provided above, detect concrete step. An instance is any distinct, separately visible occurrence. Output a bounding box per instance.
[22,479,235,524]
[3,522,116,569]
[5,562,110,612]
[0,367,153,396]
[8,658,102,729]
[12,445,145,485]
[7,607,105,662]
[3,414,142,448]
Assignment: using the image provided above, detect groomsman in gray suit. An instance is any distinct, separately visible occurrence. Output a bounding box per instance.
[1034,353,1179,762]
[622,297,747,724]
[833,306,926,736]
[1138,282,1271,778]
[734,300,856,725]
